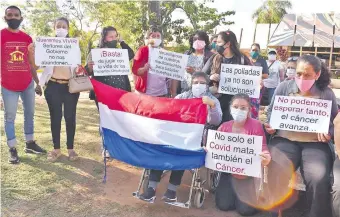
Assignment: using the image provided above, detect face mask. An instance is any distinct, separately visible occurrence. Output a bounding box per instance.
[6,18,22,30]
[230,107,248,122]
[250,51,259,59]
[216,44,226,55]
[193,40,206,50]
[56,28,68,38]
[286,69,296,78]
[268,54,277,61]
[106,40,118,48]
[295,77,316,93]
[192,84,207,98]
[149,38,162,47]
[211,42,216,49]
[209,86,218,94]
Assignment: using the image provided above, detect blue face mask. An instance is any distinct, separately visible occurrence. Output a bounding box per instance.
[250,51,259,59]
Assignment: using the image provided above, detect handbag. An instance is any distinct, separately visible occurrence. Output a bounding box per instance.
[68,66,93,93]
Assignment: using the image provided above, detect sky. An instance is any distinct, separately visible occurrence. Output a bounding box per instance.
[1,0,340,30]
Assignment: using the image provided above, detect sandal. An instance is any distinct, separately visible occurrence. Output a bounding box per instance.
[47,150,61,162]
[68,150,79,161]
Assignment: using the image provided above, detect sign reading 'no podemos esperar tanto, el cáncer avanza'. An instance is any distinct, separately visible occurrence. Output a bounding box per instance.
[35,37,81,66]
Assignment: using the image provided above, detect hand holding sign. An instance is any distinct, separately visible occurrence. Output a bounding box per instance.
[317,133,331,143]
[264,123,276,135]
[202,96,216,108]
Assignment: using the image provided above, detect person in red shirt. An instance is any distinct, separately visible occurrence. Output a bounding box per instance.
[1,6,46,164]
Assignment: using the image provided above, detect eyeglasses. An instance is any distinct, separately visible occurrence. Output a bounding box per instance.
[288,56,299,61]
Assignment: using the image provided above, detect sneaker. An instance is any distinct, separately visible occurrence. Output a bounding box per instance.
[24,141,47,154]
[162,189,177,203]
[8,148,19,164]
[139,187,156,202]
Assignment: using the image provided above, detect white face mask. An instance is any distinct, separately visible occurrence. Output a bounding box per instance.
[192,84,207,98]
[149,38,162,47]
[209,86,218,94]
[286,68,296,78]
[56,28,68,38]
[230,107,248,122]
[268,54,276,61]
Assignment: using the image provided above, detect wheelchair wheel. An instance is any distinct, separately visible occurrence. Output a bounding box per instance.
[193,188,205,208]
[209,171,221,193]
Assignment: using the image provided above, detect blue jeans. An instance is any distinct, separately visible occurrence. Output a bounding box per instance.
[2,81,35,148]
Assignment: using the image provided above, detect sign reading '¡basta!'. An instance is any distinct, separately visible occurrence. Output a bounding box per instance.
[218,64,262,99]
[270,96,332,133]
[205,130,263,178]
[91,48,130,76]
[35,37,81,66]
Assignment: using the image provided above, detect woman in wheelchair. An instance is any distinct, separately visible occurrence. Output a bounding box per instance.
[264,55,338,217]
[333,112,340,217]
[139,72,222,203]
[213,93,271,216]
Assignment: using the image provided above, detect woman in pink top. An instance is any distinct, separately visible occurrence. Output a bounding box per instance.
[214,93,271,216]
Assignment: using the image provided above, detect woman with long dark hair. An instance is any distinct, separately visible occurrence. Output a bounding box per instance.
[179,30,213,93]
[36,17,82,162]
[202,30,253,122]
[86,26,135,106]
[265,55,338,217]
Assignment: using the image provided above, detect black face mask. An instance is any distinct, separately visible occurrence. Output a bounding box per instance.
[216,43,226,55]
[6,18,22,30]
[106,40,118,48]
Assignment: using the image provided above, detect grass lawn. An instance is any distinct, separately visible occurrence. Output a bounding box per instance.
[1,98,306,217]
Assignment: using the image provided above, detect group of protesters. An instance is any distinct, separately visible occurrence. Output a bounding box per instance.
[1,5,340,217]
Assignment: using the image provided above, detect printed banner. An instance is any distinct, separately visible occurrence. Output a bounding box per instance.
[91,48,130,76]
[270,96,332,133]
[149,48,188,81]
[35,37,80,66]
[205,130,262,178]
[218,64,262,98]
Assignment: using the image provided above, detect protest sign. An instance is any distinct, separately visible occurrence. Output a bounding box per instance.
[218,64,262,98]
[35,37,80,66]
[91,48,130,76]
[149,48,188,81]
[205,130,262,178]
[269,96,332,133]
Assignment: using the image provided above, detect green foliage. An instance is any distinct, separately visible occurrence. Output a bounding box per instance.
[165,44,190,54]
[19,0,234,63]
[252,0,292,24]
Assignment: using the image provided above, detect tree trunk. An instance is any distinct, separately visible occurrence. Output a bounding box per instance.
[148,1,161,27]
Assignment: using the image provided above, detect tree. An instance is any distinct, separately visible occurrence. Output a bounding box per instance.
[252,0,292,43]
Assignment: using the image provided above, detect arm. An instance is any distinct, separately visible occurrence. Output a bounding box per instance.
[30,66,39,85]
[120,41,135,61]
[132,47,148,76]
[279,64,285,82]
[327,89,339,139]
[206,97,222,126]
[84,52,94,76]
[262,59,269,79]
[169,80,178,98]
[334,113,340,157]
[201,55,214,75]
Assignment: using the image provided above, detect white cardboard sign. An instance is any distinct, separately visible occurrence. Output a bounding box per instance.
[270,96,332,133]
[35,37,81,66]
[205,130,262,178]
[91,48,130,76]
[218,64,262,98]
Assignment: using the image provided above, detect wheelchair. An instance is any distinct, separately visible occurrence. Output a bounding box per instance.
[132,168,207,208]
